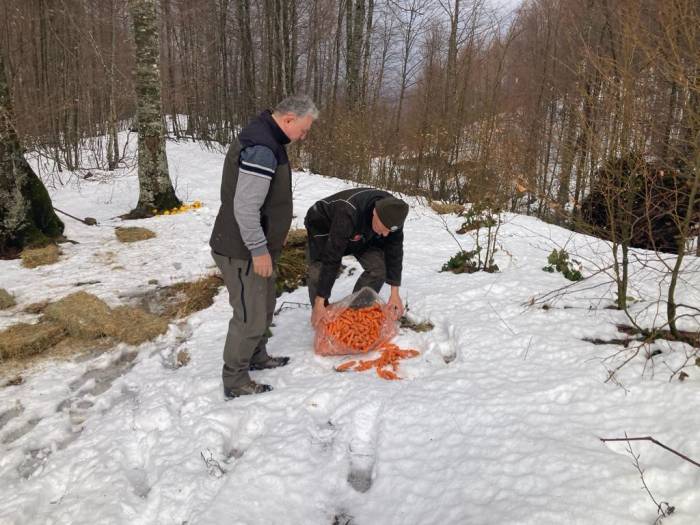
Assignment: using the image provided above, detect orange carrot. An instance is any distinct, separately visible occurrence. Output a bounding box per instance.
[335,341,420,380]
[335,360,357,372]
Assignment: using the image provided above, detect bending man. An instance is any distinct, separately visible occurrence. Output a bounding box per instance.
[304,188,409,326]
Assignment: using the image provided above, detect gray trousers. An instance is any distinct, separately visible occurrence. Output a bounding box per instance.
[212,251,277,388]
[307,246,387,304]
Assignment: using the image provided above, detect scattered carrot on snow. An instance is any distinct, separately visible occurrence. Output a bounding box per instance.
[335,342,419,380]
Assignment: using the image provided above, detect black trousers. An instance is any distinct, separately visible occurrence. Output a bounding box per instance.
[306,246,387,304]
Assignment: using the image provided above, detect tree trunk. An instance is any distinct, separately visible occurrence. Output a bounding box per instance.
[107,0,120,169]
[0,52,63,257]
[127,0,180,218]
[237,0,257,123]
[360,0,374,108]
[346,0,365,108]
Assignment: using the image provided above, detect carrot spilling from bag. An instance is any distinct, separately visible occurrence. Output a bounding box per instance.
[314,300,398,356]
[335,342,419,380]
[313,287,412,373]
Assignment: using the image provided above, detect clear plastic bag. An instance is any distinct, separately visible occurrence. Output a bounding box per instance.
[314,287,398,356]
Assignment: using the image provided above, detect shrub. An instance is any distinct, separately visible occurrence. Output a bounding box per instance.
[441,250,479,274]
[457,206,497,234]
[543,249,582,281]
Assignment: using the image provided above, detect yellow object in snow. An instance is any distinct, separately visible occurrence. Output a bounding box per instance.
[155,200,203,216]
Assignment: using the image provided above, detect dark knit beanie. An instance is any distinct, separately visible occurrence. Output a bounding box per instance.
[375,197,409,231]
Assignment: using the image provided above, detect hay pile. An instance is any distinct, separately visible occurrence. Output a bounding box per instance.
[0,322,66,359]
[156,274,224,318]
[110,306,169,345]
[429,201,464,215]
[115,226,156,243]
[21,244,61,268]
[0,289,16,310]
[44,291,116,339]
[0,291,170,366]
[1,271,225,371]
[277,228,308,296]
[23,301,49,314]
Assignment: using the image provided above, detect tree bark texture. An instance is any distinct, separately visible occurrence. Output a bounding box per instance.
[128,0,180,217]
[0,52,63,256]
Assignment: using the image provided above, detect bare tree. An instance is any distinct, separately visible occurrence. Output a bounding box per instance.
[126,0,180,218]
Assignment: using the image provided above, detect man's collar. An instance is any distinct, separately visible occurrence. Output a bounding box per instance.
[262,110,291,145]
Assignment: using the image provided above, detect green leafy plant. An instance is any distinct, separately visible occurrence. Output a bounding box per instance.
[543,249,582,281]
[456,206,497,234]
[441,249,479,274]
[451,203,502,273]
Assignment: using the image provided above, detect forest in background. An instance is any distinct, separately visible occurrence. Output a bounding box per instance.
[2,0,698,223]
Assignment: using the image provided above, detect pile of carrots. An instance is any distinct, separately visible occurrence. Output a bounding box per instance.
[335,342,419,380]
[317,302,419,379]
[324,304,386,352]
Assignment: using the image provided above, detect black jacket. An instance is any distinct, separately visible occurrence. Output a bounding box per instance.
[304,188,404,299]
[209,110,292,258]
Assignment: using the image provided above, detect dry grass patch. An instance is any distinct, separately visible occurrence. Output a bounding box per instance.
[44,291,116,339]
[23,301,49,314]
[1,272,225,379]
[0,321,66,360]
[21,244,61,268]
[277,228,307,296]
[0,289,16,310]
[43,291,169,344]
[399,315,434,332]
[4,376,24,386]
[429,201,464,215]
[158,274,224,319]
[286,228,308,246]
[175,349,191,368]
[115,226,156,243]
[110,306,169,345]
[1,336,113,382]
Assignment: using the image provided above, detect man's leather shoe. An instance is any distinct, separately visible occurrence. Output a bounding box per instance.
[224,381,273,400]
[249,356,290,371]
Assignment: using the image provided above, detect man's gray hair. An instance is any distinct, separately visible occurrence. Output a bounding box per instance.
[274,94,319,119]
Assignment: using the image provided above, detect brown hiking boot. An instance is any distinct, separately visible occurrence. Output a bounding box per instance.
[249,356,290,371]
[223,381,273,400]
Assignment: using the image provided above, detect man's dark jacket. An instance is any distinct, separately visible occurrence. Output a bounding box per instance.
[210,110,292,258]
[305,188,404,299]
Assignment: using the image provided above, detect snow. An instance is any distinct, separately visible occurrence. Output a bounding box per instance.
[1,137,699,524]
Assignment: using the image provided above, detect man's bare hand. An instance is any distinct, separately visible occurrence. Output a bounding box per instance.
[387,289,404,320]
[252,253,273,277]
[311,298,328,327]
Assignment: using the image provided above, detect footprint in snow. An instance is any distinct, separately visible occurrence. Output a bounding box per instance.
[304,391,340,454]
[1,417,40,445]
[347,400,382,493]
[0,402,24,431]
[426,321,458,365]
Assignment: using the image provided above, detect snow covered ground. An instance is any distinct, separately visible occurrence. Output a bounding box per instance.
[1,138,699,524]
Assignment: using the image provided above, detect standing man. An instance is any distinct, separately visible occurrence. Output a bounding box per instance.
[304,188,409,327]
[210,95,318,399]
